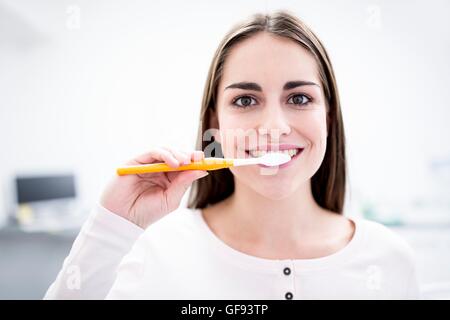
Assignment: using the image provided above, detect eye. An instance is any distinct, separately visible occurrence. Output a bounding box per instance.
[232,95,257,108]
[287,94,312,106]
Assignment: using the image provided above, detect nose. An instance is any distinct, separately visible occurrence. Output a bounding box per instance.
[257,103,291,140]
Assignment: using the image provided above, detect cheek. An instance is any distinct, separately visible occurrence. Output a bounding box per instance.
[301,111,328,146]
[218,114,256,158]
[218,108,328,159]
[300,111,328,171]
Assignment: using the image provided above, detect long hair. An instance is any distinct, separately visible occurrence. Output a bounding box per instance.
[188,11,346,214]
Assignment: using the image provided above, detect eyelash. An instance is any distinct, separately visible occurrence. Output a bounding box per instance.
[231,93,313,109]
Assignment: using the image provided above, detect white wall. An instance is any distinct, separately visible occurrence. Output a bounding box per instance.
[1,0,449,223]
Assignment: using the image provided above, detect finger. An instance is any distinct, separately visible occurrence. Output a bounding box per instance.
[164,150,204,182]
[191,150,205,162]
[127,148,180,168]
[161,147,191,165]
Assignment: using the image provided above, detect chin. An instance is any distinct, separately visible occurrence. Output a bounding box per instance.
[233,168,312,199]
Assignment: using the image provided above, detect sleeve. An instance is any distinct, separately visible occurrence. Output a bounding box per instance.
[397,234,421,299]
[104,233,149,300]
[43,202,144,300]
[405,258,421,299]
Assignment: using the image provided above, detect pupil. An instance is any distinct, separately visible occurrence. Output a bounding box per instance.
[293,95,303,104]
[241,97,251,106]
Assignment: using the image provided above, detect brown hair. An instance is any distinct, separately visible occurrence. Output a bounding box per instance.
[187,10,346,214]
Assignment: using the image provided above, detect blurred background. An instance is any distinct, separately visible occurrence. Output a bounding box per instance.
[0,0,449,299]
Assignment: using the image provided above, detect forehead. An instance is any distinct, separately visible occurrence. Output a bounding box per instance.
[220,32,320,88]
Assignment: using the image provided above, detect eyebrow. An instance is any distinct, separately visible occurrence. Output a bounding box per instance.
[224,80,319,92]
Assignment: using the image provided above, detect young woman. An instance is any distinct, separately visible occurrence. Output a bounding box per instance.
[45,11,420,300]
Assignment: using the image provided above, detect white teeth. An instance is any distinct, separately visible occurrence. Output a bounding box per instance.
[248,149,300,158]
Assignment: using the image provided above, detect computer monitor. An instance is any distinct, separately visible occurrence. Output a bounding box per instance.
[15,174,76,204]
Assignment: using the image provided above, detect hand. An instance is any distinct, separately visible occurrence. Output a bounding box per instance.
[100,147,208,229]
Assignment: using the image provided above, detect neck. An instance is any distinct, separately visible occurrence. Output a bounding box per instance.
[221,179,327,245]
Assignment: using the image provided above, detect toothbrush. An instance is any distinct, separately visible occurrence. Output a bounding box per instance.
[116,152,291,176]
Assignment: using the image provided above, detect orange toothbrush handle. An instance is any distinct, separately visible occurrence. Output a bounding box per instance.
[116,158,234,176]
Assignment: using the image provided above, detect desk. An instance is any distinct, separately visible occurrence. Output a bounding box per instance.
[0,227,78,299]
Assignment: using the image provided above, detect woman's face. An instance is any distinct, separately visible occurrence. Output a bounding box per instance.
[214,32,328,200]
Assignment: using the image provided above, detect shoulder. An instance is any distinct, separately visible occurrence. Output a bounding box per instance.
[133,206,203,251]
[354,218,421,298]
[355,218,416,267]
[149,206,198,228]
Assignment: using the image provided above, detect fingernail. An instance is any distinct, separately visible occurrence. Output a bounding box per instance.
[199,171,209,178]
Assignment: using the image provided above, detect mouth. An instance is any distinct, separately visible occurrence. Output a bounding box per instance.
[244,147,304,168]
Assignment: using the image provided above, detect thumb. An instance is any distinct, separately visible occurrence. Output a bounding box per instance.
[166,170,209,208]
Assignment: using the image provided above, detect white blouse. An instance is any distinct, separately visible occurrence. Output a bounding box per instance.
[44,203,420,300]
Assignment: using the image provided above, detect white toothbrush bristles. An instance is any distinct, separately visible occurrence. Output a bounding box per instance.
[259,153,291,166]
